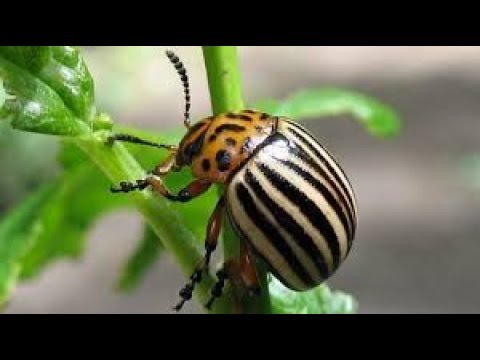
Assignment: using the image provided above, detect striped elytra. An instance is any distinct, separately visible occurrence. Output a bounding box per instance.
[110,50,357,311]
[225,118,357,291]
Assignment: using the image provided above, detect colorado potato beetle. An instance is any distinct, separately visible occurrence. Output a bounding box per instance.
[109,50,358,312]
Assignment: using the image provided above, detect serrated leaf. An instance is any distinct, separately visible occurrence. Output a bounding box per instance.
[0,185,56,305]
[254,88,402,138]
[269,277,357,314]
[0,46,95,122]
[117,224,164,292]
[0,46,94,136]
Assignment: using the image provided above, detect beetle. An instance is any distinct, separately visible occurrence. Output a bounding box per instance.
[109,50,358,312]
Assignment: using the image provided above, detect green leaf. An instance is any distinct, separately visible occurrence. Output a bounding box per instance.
[19,146,132,280]
[0,140,133,305]
[0,46,94,136]
[19,126,215,293]
[269,277,358,314]
[20,128,215,288]
[254,88,402,138]
[117,224,164,292]
[0,185,56,305]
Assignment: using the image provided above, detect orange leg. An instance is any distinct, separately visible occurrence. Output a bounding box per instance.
[111,149,211,203]
[111,177,211,202]
[173,197,225,311]
[153,151,178,175]
[205,241,261,311]
[108,133,198,200]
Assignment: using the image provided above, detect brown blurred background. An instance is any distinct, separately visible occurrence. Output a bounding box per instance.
[3,46,480,314]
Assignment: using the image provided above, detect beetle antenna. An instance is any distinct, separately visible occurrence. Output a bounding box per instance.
[166,50,191,129]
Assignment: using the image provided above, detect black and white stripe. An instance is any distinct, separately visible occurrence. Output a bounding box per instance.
[225,119,357,291]
[282,120,358,239]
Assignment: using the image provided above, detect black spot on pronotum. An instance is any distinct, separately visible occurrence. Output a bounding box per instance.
[209,134,217,142]
[225,113,252,121]
[242,110,256,114]
[216,150,231,172]
[202,159,211,172]
[225,138,237,147]
[182,129,207,164]
[188,131,206,155]
[239,115,253,121]
[260,113,269,120]
[215,124,246,135]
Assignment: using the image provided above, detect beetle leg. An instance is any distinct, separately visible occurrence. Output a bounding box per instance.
[111,147,211,203]
[111,146,177,195]
[205,241,261,311]
[173,197,225,312]
[107,133,178,151]
[153,151,178,175]
[205,268,228,311]
[164,179,212,202]
[109,138,185,196]
[111,177,211,202]
[237,242,262,296]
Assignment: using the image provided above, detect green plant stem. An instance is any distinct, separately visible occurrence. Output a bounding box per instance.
[74,134,232,313]
[202,46,271,314]
[203,47,244,114]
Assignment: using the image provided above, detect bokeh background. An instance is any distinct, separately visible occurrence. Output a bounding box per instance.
[2,46,480,314]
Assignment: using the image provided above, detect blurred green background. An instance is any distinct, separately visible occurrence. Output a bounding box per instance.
[2,46,480,313]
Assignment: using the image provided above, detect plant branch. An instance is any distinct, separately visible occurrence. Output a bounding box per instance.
[202,46,271,314]
[73,133,232,313]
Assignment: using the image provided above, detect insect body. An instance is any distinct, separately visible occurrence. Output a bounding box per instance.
[226,119,357,291]
[109,50,357,311]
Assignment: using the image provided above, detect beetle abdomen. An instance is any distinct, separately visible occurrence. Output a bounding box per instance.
[225,119,357,291]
